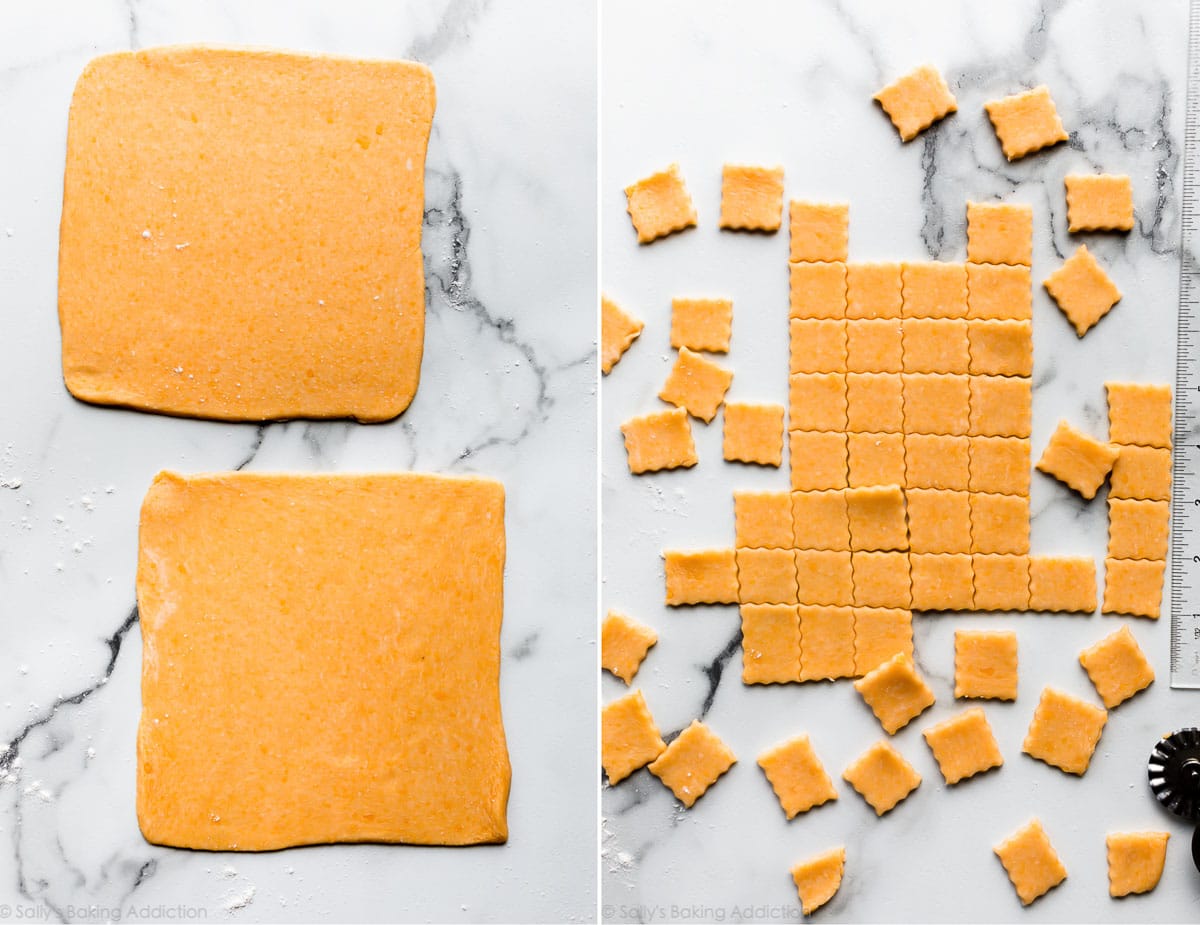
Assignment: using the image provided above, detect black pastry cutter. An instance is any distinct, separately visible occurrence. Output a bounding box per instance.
[1148,728,1200,872]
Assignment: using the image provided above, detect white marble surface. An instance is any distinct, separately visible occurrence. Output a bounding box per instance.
[0,1,596,922]
[602,0,1200,921]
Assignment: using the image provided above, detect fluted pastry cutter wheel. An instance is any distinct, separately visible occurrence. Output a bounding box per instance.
[1148,728,1200,872]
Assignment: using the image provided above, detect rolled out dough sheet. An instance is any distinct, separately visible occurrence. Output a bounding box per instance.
[136,471,509,850]
[59,47,435,422]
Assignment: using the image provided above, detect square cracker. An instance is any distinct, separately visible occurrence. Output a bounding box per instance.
[741,604,801,684]
[972,554,1032,612]
[602,690,666,786]
[1022,686,1107,775]
[1107,382,1173,448]
[854,652,936,734]
[735,490,794,549]
[798,604,856,680]
[1109,445,1172,501]
[648,720,736,808]
[873,64,957,142]
[1035,420,1119,499]
[790,261,848,320]
[970,492,1031,556]
[854,606,913,675]
[847,432,906,488]
[1079,625,1154,709]
[137,471,508,848]
[792,489,850,551]
[796,551,855,607]
[660,348,734,423]
[902,318,970,374]
[790,847,846,917]
[724,402,785,466]
[966,263,1033,321]
[901,262,968,318]
[672,297,733,353]
[791,319,848,374]
[790,431,849,491]
[966,202,1033,266]
[1107,831,1169,897]
[903,373,971,436]
[969,375,1031,438]
[994,818,1068,906]
[969,437,1031,495]
[621,408,698,474]
[625,162,697,243]
[1043,245,1122,336]
[1102,557,1166,619]
[664,548,739,606]
[922,707,1004,785]
[1066,174,1134,232]
[1029,556,1097,613]
[720,164,784,232]
[60,48,436,423]
[968,320,1033,377]
[846,373,905,433]
[906,488,972,554]
[789,202,849,262]
[846,319,904,374]
[955,629,1018,700]
[852,551,912,609]
[842,739,921,816]
[789,373,848,432]
[601,296,644,375]
[757,734,838,819]
[1107,498,1170,561]
[602,611,658,685]
[846,485,908,551]
[846,263,903,319]
[905,434,970,491]
[909,553,974,611]
[985,85,1068,161]
[737,547,799,605]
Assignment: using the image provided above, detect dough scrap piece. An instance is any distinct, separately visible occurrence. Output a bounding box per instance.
[790,261,848,320]
[906,488,972,554]
[852,551,912,609]
[790,847,846,916]
[966,264,1033,320]
[602,690,667,786]
[1107,498,1170,561]
[901,262,968,319]
[789,431,849,491]
[972,554,1031,612]
[846,372,905,433]
[602,296,644,374]
[1107,831,1169,897]
[672,297,733,353]
[1035,420,1119,499]
[1079,625,1154,709]
[873,64,957,142]
[1106,382,1173,448]
[901,318,970,374]
[660,348,734,423]
[621,408,698,474]
[789,202,849,263]
[798,604,856,680]
[955,629,1018,700]
[791,489,850,551]
[1109,445,1172,501]
[757,734,838,819]
[1102,557,1165,619]
[795,552,855,608]
[791,319,849,374]
[967,320,1033,377]
[985,86,1068,161]
[625,162,697,243]
[1065,174,1134,232]
[842,740,921,815]
[966,202,1033,267]
[922,707,1004,785]
[648,721,737,808]
[1022,686,1107,775]
[601,611,658,685]
[847,432,906,488]
[846,262,904,319]
[734,490,794,549]
[136,471,508,849]
[853,606,913,675]
[903,373,971,435]
[994,819,1068,905]
[789,373,848,432]
[737,548,799,605]
[60,48,435,423]
[1043,245,1122,336]
[846,319,903,374]
[968,436,1031,495]
[854,652,936,734]
[664,549,739,606]
[1029,556,1097,613]
[904,434,970,491]
[969,491,1031,556]
[969,375,1032,438]
[720,164,784,232]
[741,604,801,684]
[846,485,908,552]
[724,402,785,466]
[909,552,974,611]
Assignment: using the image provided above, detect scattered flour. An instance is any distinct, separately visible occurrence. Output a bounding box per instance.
[222,885,256,913]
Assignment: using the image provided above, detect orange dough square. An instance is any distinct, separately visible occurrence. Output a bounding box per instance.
[969,492,1031,555]
[660,348,734,423]
[1036,420,1119,499]
[601,295,644,375]
[671,297,733,353]
[737,547,799,605]
[724,402,785,466]
[136,472,508,849]
[1022,686,1107,775]
[969,436,1031,495]
[789,202,849,262]
[901,262,968,319]
[601,611,658,685]
[1107,498,1170,561]
[1102,558,1165,619]
[60,48,435,423]
[903,373,971,435]
[601,690,666,785]
[1107,832,1169,897]
[994,819,1068,905]
[904,434,970,490]
[798,604,855,679]
[967,320,1033,376]
[648,720,736,808]
[1043,245,1122,336]
[969,375,1031,438]
[842,740,921,815]
[1029,556,1097,613]
[852,551,912,608]
[966,202,1033,267]
[790,261,848,320]
[846,373,905,433]
[906,488,972,554]
[790,431,849,491]
[1110,445,1172,501]
[663,548,739,606]
[955,629,1018,700]
[966,263,1033,321]
[741,604,801,684]
[922,707,1004,785]
[846,319,904,374]
[790,319,848,374]
[846,262,903,319]
[789,373,847,432]
[985,85,1068,161]
[909,553,974,611]
[902,318,970,374]
[795,551,854,607]
[735,491,794,549]
[847,432,907,488]
[621,408,698,474]
[873,64,958,142]
[720,164,784,232]
[1107,382,1173,448]
[790,847,846,917]
[846,485,908,552]
[854,652,935,734]
[854,606,913,675]
[624,162,697,243]
[757,734,838,818]
[792,489,850,551]
[1079,625,1154,708]
[1065,174,1134,232]
[972,554,1032,612]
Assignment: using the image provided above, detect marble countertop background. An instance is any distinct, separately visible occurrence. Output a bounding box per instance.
[0,1,596,922]
[601,0,1200,921]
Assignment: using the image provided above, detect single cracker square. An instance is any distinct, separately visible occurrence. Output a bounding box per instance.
[720,164,784,232]
[846,485,909,551]
[757,734,838,818]
[602,611,658,685]
[847,432,907,488]
[1029,556,1097,613]
[798,604,856,680]
[985,85,1068,161]
[901,262,968,318]
[737,547,799,605]
[969,492,1031,556]
[672,297,733,353]
[789,202,849,263]
[966,263,1033,321]
[902,318,970,374]
[1065,174,1134,232]
[967,202,1033,266]
[1022,686,1106,775]
[724,402,785,466]
[955,629,1018,700]
[969,375,1031,438]
[842,740,921,816]
[789,373,847,432]
[621,408,698,474]
[625,162,697,244]
[734,490,794,549]
[905,434,970,491]
[994,819,1068,906]
[664,548,739,606]
[854,652,936,734]
[790,262,847,320]
[660,347,734,423]
[741,604,801,684]
[852,551,913,609]
[846,373,905,433]
[847,262,903,319]
[1107,832,1169,897]
[790,847,846,917]
[790,431,849,491]
[969,436,1031,495]
[922,707,1004,785]
[601,295,644,375]
[792,489,850,551]
[1107,498,1170,561]
[854,606,913,675]
[790,319,848,374]
[873,64,958,142]
[846,318,904,374]
[972,554,1031,612]
[602,690,666,785]
[1110,445,1172,501]
[1102,557,1165,619]
[1043,245,1121,336]
[1036,420,1119,499]
[967,320,1033,377]
[1107,382,1173,448]
[795,551,854,607]
[903,373,971,435]
[909,553,974,611]
[906,488,972,554]
[1079,625,1154,709]
[648,720,736,808]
